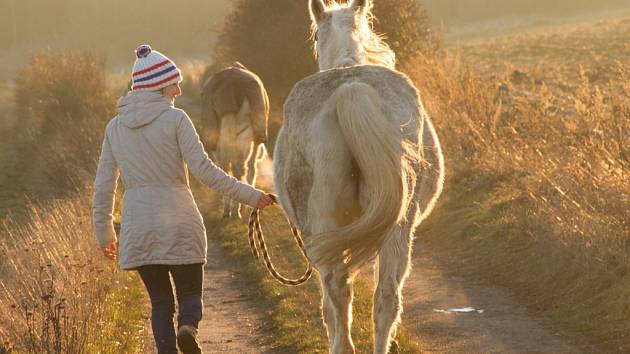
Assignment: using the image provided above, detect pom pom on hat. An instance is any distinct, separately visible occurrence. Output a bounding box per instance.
[131,44,182,91]
[135,44,152,58]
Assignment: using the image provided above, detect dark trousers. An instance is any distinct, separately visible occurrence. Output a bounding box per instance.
[137,263,204,354]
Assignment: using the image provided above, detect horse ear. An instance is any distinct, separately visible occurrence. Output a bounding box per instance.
[309,0,326,22]
[351,0,369,13]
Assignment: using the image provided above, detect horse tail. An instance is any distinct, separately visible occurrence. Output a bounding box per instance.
[216,100,253,172]
[216,112,237,170]
[306,82,419,275]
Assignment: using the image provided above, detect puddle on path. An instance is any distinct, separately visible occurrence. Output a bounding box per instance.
[433,307,485,314]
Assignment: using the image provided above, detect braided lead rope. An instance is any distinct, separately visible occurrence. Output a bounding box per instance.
[247,207,313,286]
[247,212,261,260]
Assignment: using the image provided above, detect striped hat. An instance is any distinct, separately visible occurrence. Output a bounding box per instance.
[131,44,182,91]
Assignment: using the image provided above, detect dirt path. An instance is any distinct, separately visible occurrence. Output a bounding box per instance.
[197,237,275,353]
[140,236,275,354]
[193,234,587,354]
[402,246,586,353]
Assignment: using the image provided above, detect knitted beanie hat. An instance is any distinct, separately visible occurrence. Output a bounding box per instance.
[131,44,182,91]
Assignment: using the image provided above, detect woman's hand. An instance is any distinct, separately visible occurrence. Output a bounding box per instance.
[102,242,117,261]
[256,193,276,209]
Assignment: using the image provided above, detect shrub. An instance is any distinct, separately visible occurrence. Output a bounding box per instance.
[213,0,315,107]
[13,51,116,191]
[371,0,438,63]
[405,48,629,250]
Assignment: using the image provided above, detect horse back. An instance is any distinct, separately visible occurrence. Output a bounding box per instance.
[284,65,423,134]
[202,67,267,118]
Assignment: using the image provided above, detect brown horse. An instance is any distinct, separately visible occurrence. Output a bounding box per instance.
[201,62,270,218]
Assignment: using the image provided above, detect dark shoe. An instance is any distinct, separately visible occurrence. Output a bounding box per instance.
[177,325,201,354]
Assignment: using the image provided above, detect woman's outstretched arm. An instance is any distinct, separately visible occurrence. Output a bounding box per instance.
[176,111,264,207]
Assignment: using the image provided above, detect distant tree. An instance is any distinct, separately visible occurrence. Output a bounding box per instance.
[213,0,435,109]
[371,0,436,61]
[212,0,315,107]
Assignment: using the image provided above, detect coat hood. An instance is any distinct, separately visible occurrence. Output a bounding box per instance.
[116,91,173,129]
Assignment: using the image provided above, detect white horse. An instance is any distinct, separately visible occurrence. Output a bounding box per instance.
[273,0,444,353]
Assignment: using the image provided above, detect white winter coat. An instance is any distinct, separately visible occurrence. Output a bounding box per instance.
[93,91,262,270]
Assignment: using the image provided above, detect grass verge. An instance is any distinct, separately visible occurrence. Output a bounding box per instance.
[87,271,148,354]
[0,196,147,353]
[418,171,630,352]
[400,21,629,350]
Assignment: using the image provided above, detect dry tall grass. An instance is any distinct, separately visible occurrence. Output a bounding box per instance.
[0,196,145,353]
[402,19,629,349]
[406,50,628,255]
[13,51,115,192]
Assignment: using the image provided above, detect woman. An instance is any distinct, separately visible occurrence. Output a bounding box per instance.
[92,44,274,354]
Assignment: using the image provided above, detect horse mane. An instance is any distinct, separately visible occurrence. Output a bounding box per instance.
[310,1,396,69]
[354,1,396,68]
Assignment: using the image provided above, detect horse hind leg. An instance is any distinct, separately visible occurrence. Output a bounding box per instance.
[230,153,247,219]
[309,184,345,351]
[322,285,337,348]
[228,101,256,219]
[308,146,357,353]
[222,185,232,218]
[373,225,411,354]
[310,191,353,353]
[219,160,233,218]
[320,265,355,354]
[231,138,255,219]
[246,142,261,188]
[217,113,237,218]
